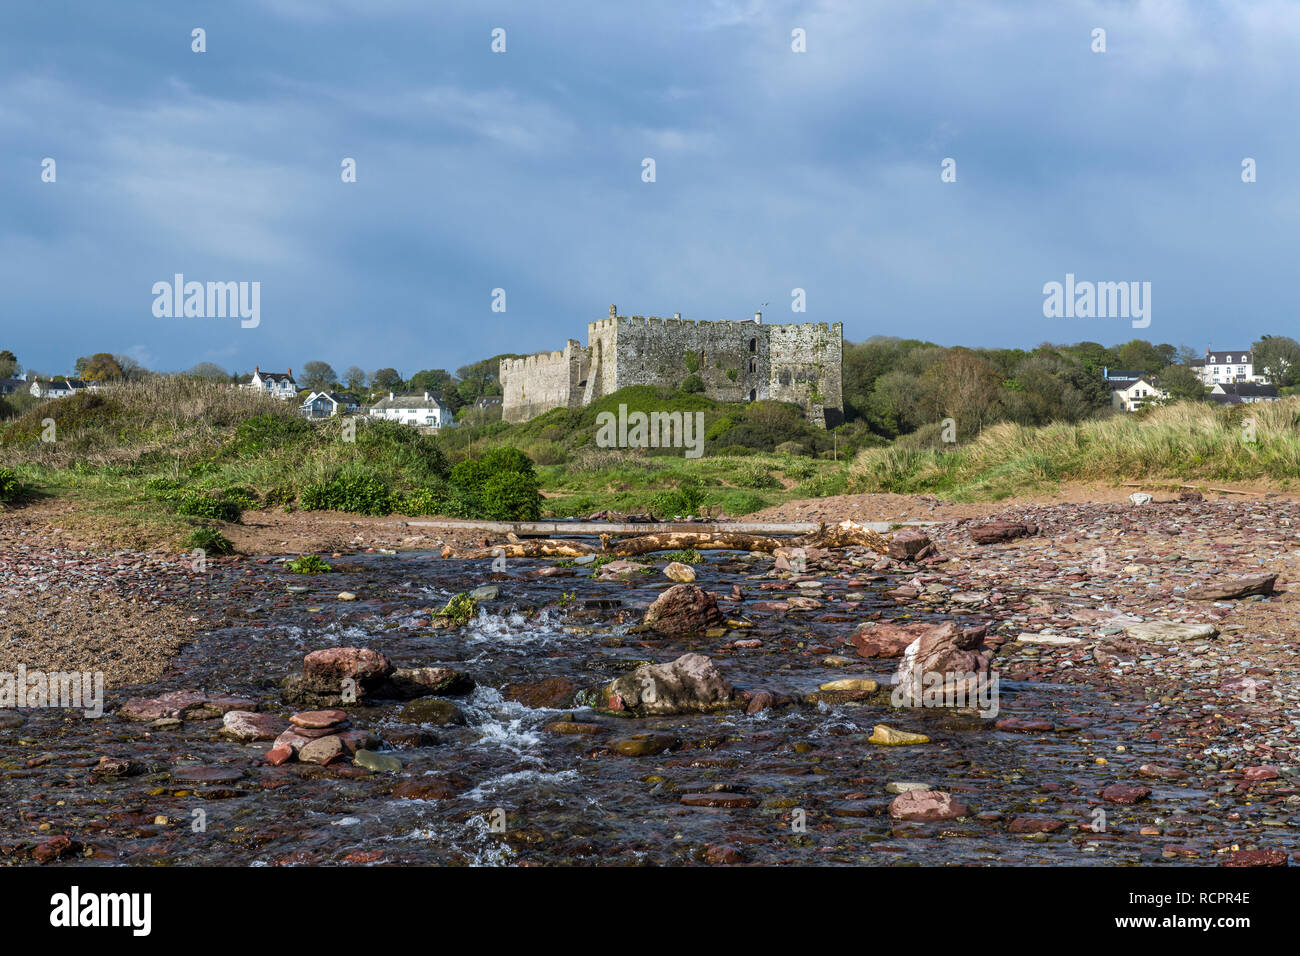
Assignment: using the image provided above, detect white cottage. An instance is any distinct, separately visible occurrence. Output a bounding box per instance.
[247,366,298,398]
[367,392,453,428]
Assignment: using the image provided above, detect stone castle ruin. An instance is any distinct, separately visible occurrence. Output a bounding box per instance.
[500,305,843,427]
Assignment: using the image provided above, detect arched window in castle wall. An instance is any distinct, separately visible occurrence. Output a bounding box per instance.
[749,389,756,402]
[748,357,757,373]
[748,338,756,353]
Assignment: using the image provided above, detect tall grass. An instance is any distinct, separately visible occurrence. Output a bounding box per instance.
[848,399,1300,499]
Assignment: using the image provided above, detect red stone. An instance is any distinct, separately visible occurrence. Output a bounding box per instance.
[1243,766,1280,781]
[889,790,969,821]
[1101,784,1152,804]
[290,709,348,729]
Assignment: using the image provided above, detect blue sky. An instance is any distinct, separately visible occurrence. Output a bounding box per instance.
[2,0,1297,379]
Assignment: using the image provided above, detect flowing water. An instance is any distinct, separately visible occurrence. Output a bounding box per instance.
[2,548,1286,866]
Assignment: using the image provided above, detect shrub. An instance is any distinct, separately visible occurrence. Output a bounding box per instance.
[263,484,296,507]
[176,492,242,522]
[0,466,25,503]
[681,373,705,393]
[449,446,542,519]
[232,413,313,455]
[183,526,234,555]
[220,485,261,510]
[648,479,704,519]
[395,486,449,516]
[355,419,449,483]
[481,471,543,520]
[300,470,392,515]
[736,462,780,489]
[285,554,332,574]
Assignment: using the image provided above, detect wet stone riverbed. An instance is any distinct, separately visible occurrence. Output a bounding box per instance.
[2,545,1296,866]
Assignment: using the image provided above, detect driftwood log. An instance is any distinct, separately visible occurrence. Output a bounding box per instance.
[440,520,890,560]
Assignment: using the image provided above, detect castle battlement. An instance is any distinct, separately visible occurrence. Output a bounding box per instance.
[505,304,843,428]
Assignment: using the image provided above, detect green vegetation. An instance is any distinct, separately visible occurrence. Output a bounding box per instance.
[0,466,26,503]
[175,491,243,522]
[0,378,544,547]
[661,548,702,564]
[285,554,333,574]
[850,399,1300,500]
[435,592,478,626]
[183,526,234,555]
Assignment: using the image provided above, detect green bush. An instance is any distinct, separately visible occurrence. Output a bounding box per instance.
[286,554,332,574]
[0,466,25,503]
[183,526,234,555]
[263,484,296,507]
[735,462,780,489]
[232,413,313,455]
[681,373,705,393]
[220,485,261,510]
[355,418,449,483]
[449,446,542,520]
[395,484,459,516]
[300,470,392,515]
[648,478,704,519]
[481,471,543,520]
[176,492,242,522]
[435,592,478,626]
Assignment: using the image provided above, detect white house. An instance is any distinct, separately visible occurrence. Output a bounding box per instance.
[1190,349,1266,386]
[367,392,453,428]
[247,366,298,398]
[1109,375,1168,412]
[300,391,360,418]
[30,377,89,399]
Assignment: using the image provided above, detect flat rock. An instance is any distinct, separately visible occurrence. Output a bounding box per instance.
[1101,784,1152,804]
[1123,621,1219,643]
[398,697,465,726]
[885,781,932,795]
[221,710,282,742]
[1184,572,1277,601]
[968,521,1036,545]
[869,724,930,746]
[609,733,680,757]
[1017,633,1082,646]
[501,676,578,709]
[299,735,345,765]
[172,766,245,785]
[392,774,472,801]
[679,792,758,809]
[818,678,878,693]
[889,790,968,821]
[290,709,348,729]
[353,749,402,773]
